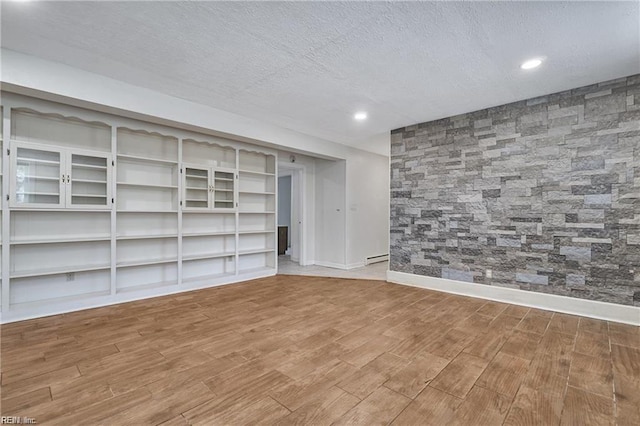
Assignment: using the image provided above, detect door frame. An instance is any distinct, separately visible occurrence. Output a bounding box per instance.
[278,162,307,265]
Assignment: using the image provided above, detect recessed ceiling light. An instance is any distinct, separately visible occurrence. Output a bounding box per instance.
[521,58,543,70]
[354,112,367,121]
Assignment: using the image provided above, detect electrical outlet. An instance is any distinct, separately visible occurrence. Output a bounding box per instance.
[486,269,492,279]
[66,272,75,282]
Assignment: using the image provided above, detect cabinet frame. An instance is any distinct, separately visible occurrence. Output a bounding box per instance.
[9,141,112,210]
[182,163,237,212]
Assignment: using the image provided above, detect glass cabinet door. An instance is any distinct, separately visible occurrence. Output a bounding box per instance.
[213,170,235,209]
[184,166,210,209]
[11,144,65,208]
[69,153,111,208]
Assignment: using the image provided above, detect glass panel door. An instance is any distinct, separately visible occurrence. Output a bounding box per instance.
[69,153,110,208]
[184,166,210,209]
[12,144,65,207]
[213,170,235,209]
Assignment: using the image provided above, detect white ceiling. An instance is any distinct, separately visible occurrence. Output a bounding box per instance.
[2,1,639,156]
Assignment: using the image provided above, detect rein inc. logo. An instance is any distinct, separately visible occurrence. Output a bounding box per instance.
[1,417,36,424]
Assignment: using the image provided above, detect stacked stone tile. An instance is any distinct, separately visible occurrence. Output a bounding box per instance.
[390,75,640,306]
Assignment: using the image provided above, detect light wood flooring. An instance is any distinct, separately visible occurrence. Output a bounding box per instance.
[1,275,639,425]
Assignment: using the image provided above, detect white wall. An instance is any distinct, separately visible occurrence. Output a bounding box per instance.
[314,159,347,267]
[346,147,390,267]
[1,49,389,270]
[277,176,292,231]
[277,151,316,266]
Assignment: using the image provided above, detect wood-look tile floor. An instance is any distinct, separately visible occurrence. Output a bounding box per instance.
[1,275,639,425]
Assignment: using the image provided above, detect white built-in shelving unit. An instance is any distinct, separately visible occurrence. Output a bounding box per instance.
[0,95,277,322]
[1,107,4,310]
[237,149,277,274]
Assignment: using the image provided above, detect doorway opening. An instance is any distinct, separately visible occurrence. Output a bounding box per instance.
[278,164,304,266]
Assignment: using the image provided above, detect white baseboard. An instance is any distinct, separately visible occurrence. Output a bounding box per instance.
[0,269,276,324]
[365,254,389,265]
[387,270,640,326]
[314,261,366,270]
[313,261,348,270]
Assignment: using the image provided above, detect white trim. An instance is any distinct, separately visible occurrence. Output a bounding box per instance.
[365,254,389,265]
[314,261,366,270]
[0,269,276,324]
[387,270,640,326]
[313,261,348,270]
[278,163,308,266]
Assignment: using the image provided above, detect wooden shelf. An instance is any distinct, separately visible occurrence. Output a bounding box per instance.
[9,290,112,309]
[117,258,178,268]
[116,234,177,240]
[21,175,59,182]
[239,211,276,214]
[182,272,236,285]
[11,264,111,279]
[117,280,177,294]
[181,210,234,215]
[238,248,276,255]
[238,230,275,235]
[17,157,60,165]
[10,208,111,213]
[117,182,178,189]
[71,163,107,170]
[117,210,178,213]
[71,193,107,198]
[16,192,59,197]
[11,236,111,245]
[239,191,275,195]
[183,252,235,261]
[182,231,235,237]
[239,266,276,275]
[73,178,108,184]
[239,170,275,177]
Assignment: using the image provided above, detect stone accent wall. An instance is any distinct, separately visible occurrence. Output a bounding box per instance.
[390,75,640,306]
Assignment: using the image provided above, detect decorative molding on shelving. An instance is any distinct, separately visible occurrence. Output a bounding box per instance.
[117,126,179,141]
[386,270,640,326]
[12,107,111,134]
[183,137,237,152]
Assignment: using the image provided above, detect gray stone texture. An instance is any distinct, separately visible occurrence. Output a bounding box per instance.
[390,75,640,307]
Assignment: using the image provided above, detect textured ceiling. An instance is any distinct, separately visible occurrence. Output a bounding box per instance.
[2,1,639,156]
